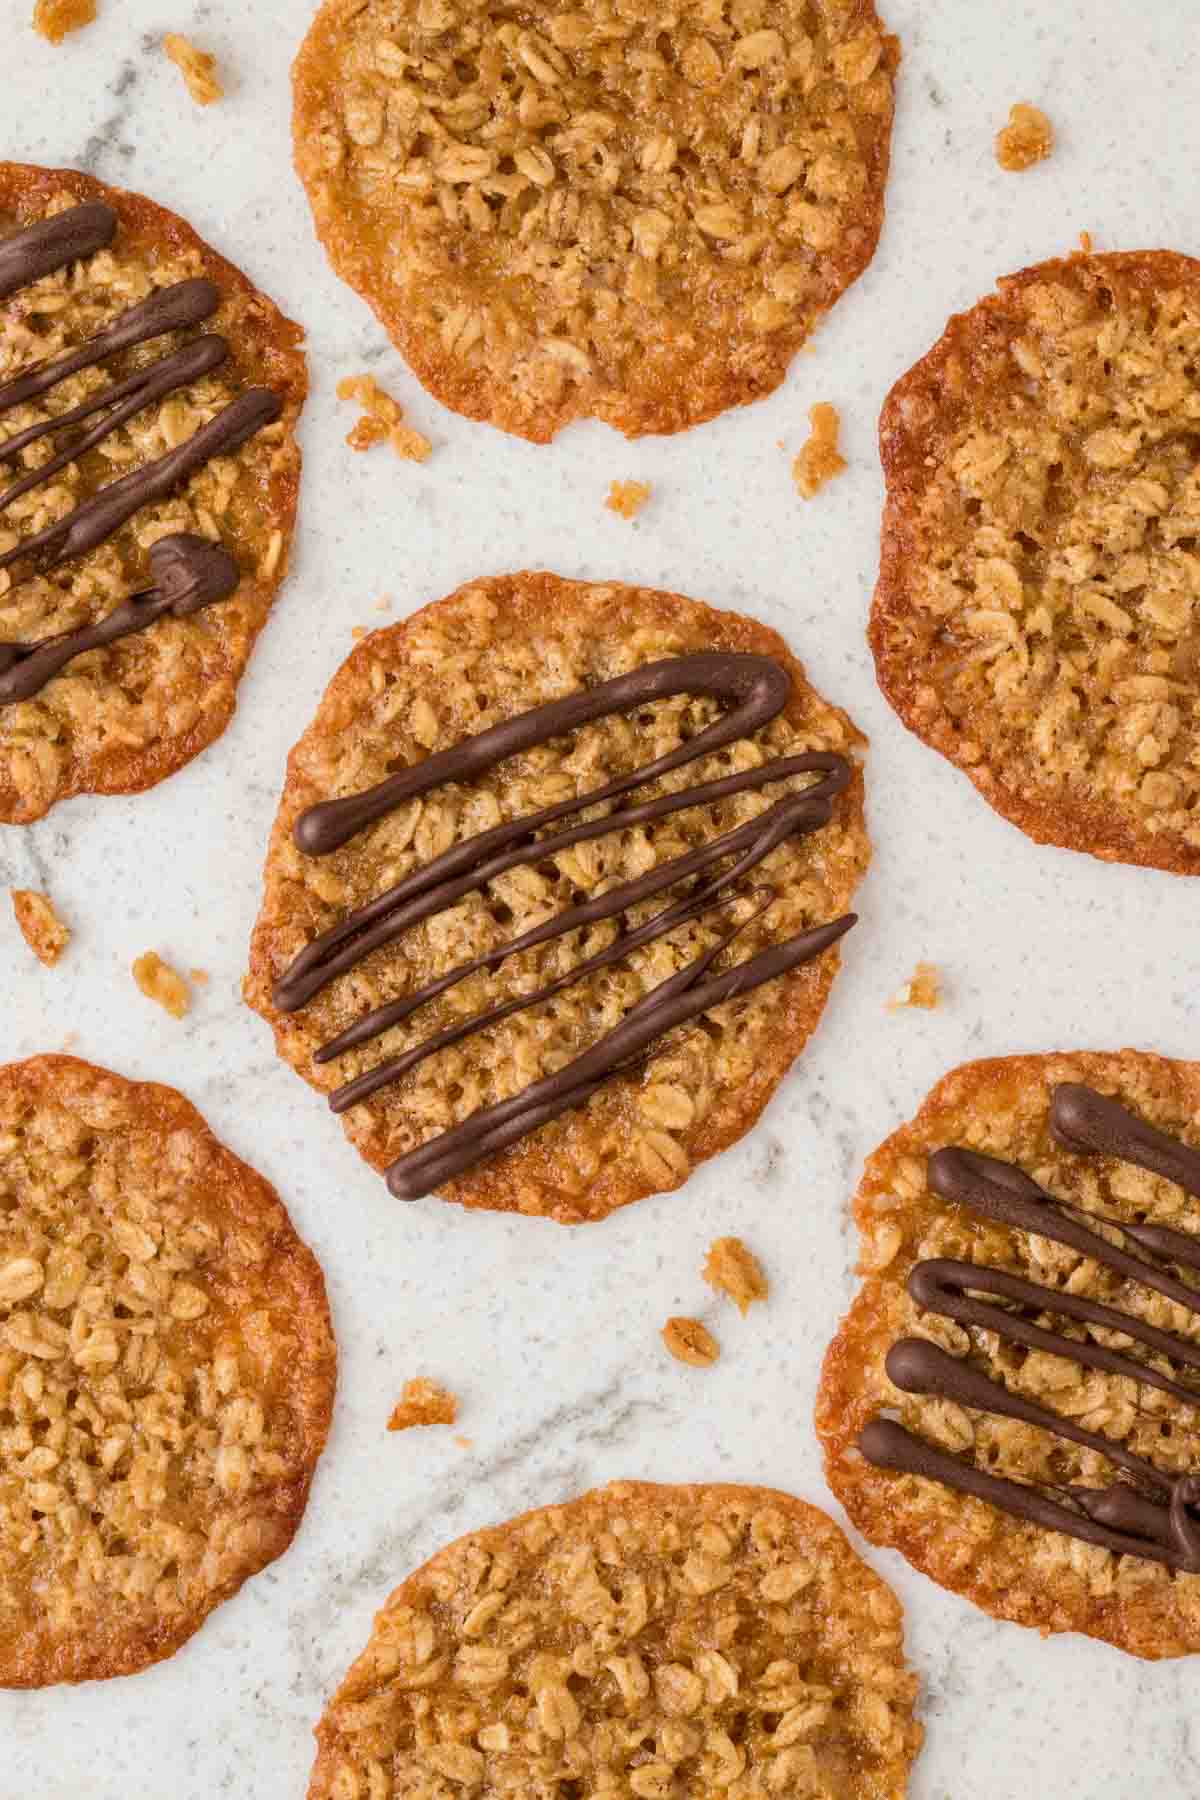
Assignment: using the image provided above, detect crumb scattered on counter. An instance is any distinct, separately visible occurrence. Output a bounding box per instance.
[793,403,846,498]
[388,1378,459,1431]
[189,967,210,987]
[661,1316,720,1367]
[454,1435,473,1449]
[887,962,941,1012]
[338,374,431,463]
[11,889,71,967]
[996,103,1054,172]
[163,33,223,104]
[703,1236,768,1314]
[605,479,651,520]
[352,626,368,640]
[33,0,95,42]
[1078,230,1094,253]
[132,951,191,1019]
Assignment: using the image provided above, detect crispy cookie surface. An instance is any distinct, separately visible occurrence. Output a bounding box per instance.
[0,163,306,823]
[292,0,898,441]
[0,1055,335,1685]
[871,251,1200,875]
[308,1480,922,1798]
[245,571,869,1223]
[816,1050,1200,1659]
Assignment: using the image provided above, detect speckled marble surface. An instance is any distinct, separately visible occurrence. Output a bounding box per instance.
[2,0,1199,1794]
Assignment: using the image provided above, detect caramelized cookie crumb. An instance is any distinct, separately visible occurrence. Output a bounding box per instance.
[887,962,941,1011]
[703,1236,769,1314]
[163,33,223,104]
[388,1378,458,1431]
[605,479,652,520]
[996,103,1054,171]
[338,374,431,463]
[11,890,70,966]
[662,1316,720,1366]
[32,0,95,42]
[793,402,846,498]
[189,967,210,986]
[132,952,191,1019]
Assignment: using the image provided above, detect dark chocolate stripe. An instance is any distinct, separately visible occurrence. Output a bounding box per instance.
[276,748,848,1013]
[0,202,116,303]
[293,651,793,857]
[0,204,280,689]
[0,533,239,703]
[0,386,279,579]
[385,914,855,1199]
[858,1084,1200,1572]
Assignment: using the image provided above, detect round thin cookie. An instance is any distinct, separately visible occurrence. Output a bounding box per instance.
[871,251,1200,875]
[0,1055,335,1686]
[817,1050,1200,1659]
[0,162,307,824]
[292,0,899,441]
[308,1480,922,1798]
[245,571,869,1223]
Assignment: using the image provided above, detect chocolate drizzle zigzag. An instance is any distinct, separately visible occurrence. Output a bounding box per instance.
[0,202,282,701]
[275,651,857,1200]
[859,1083,1200,1572]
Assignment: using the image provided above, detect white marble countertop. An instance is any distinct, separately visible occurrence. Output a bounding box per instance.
[2,0,1198,1794]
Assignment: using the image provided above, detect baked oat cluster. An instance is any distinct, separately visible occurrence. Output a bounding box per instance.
[293,0,898,439]
[308,1482,922,1799]
[871,252,1200,874]
[0,1056,334,1685]
[0,164,305,823]
[246,573,869,1222]
[817,1050,1200,1658]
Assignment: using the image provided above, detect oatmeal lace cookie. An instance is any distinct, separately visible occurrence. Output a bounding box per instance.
[292,0,899,441]
[0,163,306,824]
[307,1481,922,1799]
[0,1055,335,1685]
[816,1051,1200,1658]
[245,572,869,1222]
[871,251,1200,875]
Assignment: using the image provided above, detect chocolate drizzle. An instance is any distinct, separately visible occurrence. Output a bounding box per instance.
[276,650,857,1199]
[858,1084,1200,1572]
[0,202,283,697]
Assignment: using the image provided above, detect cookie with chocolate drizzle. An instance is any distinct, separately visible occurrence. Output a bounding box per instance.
[0,163,306,823]
[245,572,869,1222]
[817,1051,1200,1658]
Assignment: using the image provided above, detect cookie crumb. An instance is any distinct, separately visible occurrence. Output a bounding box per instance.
[703,1236,768,1314]
[453,1434,473,1449]
[189,967,210,987]
[338,375,431,463]
[887,962,941,1012]
[163,33,223,104]
[388,1378,458,1431]
[32,0,95,42]
[1078,230,1094,253]
[605,479,651,521]
[352,626,368,641]
[995,103,1054,172]
[792,403,846,499]
[132,952,191,1019]
[662,1316,720,1366]
[11,890,71,966]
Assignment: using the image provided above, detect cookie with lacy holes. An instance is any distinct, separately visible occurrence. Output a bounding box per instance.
[0,163,306,824]
[871,251,1200,875]
[0,1056,335,1686]
[292,0,899,441]
[307,1481,922,1799]
[817,1051,1200,1659]
[245,572,869,1222]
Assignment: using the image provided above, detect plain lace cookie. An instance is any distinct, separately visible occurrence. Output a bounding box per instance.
[0,1055,335,1686]
[870,251,1200,876]
[245,571,869,1222]
[306,1481,922,1799]
[817,1050,1200,1659]
[0,162,306,823]
[292,0,899,441]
